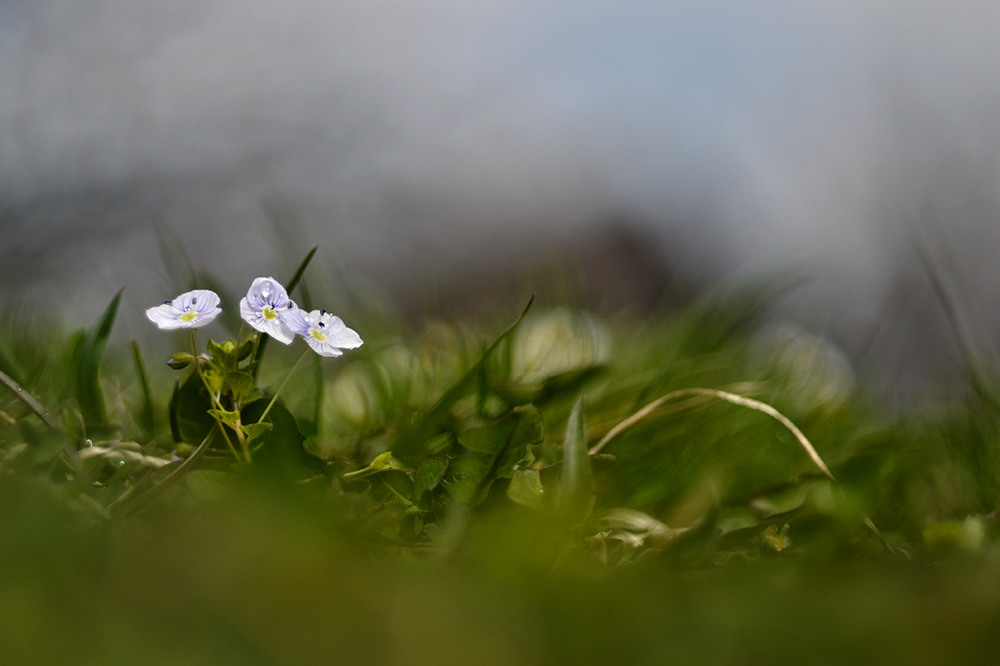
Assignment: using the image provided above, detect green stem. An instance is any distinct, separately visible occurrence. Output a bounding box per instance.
[189,330,245,461]
[235,323,250,369]
[257,350,310,424]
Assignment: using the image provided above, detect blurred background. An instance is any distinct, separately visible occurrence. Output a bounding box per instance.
[2,0,1000,402]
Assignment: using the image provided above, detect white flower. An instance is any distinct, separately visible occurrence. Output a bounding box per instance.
[146,290,222,330]
[239,277,297,344]
[284,308,363,357]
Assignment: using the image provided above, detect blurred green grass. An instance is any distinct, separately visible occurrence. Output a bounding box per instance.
[3,261,1000,664]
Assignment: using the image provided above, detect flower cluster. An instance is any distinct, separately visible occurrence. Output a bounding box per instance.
[146,277,363,357]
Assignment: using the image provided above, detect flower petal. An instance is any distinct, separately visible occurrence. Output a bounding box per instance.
[293,309,364,357]
[240,296,296,344]
[322,315,364,350]
[146,289,222,330]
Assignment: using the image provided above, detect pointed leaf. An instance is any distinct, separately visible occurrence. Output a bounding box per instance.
[129,340,156,435]
[240,421,272,446]
[507,469,546,510]
[554,397,592,516]
[208,409,242,427]
[414,457,449,498]
[76,289,122,427]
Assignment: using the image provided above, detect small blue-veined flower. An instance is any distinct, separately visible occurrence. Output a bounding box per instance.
[239,277,298,344]
[146,289,222,330]
[284,308,363,357]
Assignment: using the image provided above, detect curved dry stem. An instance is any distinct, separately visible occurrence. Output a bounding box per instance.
[588,387,903,554]
[588,387,835,482]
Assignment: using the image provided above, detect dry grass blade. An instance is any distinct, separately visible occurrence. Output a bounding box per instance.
[588,387,835,482]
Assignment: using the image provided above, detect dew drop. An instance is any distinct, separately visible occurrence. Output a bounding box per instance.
[261,281,272,300]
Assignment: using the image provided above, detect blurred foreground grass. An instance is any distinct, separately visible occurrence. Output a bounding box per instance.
[2,264,1000,664]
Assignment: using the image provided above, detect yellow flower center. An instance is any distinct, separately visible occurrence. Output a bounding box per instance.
[263,306,277,320]
[311,328,327,342]
[180,311,198,322]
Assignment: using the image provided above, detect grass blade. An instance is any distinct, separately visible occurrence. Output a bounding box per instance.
[129,339,156,436]
[555,397,592,517]
[0,367,61,431]
[0,335,24,385]
[392,296,535,459]
[76,289,123,428]
[0,367,90,484]
[285,245,317,295]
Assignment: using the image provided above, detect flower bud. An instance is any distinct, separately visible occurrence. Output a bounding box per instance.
[166,352,196,370]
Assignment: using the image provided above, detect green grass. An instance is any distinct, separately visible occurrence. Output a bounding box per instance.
[2,257,1000,664]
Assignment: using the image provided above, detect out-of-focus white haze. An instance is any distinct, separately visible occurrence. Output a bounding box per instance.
[2,0,1000,400]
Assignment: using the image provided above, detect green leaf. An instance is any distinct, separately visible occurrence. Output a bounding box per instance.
[445,406,542,506]
[236,336,255,362]
[494,405,544,479]
[240,399,310,475]
[444,452,494,504]
[224,370,261,404]
[554,397,592,518]
[370,451,406,471]
[392,296,534,459]
[507,469,546,510]
[342,451,407,479]
[512,404,544,450]
[458,414,519,455]
[201,366,225,395]
[207,338,237,366]
[169,373,216,445]
[207,409,241,427]
[381,470,416,506]
[240,421,272,446]
[414,457,449,498]
[75,289,122,428]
